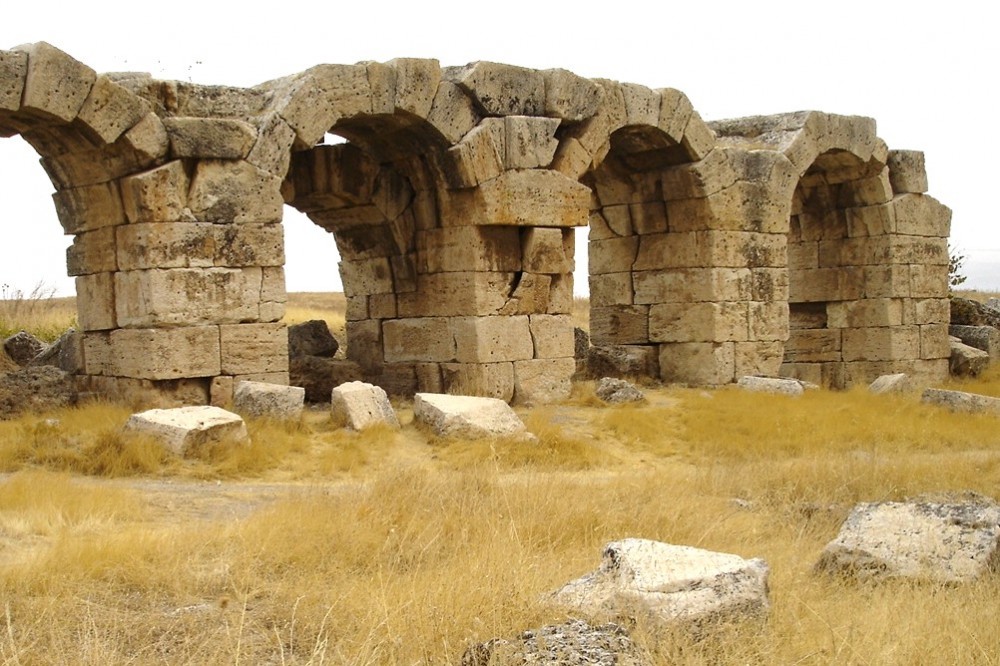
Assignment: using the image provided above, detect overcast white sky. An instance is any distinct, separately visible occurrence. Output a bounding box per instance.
[1,1,997,295]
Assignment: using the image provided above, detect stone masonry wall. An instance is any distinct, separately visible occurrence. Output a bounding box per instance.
[0,43,952,405]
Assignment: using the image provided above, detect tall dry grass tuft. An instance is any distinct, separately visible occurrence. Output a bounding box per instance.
[0,282,76,342]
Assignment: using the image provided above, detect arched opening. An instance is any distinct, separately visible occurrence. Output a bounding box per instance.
[782,149,891,387]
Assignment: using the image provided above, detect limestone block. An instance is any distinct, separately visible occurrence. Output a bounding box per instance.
[396,271,513,318]
[504,116,560,169]
[464,619,644,666]
[345,320,383,371]
[188,160,283,224]
[909,298,950,326]
[949,325,1000,359]
[737,375,805,396]
[633,268,751,305]
[382,317,455,363]
[210,376,235,407]
[842,326,920,362]
[384,58,441,117]
[513,357,574,405]
[440,362,514,402]
[923,388,1000,414]
[270,63,371,148]
[499,272,552,316]
[629,201,668,235]
[783,329,842,363]
[621,83,661,127]
[846,203,896,237]
[0,50,27,113]
[590,272,634,308]
[417,226,521,273]
[331,380,399,430]
[76,75,149,144]
[590,305,649,345]
[75,273,116,331]
[817,500,1000,582]
[749,301,789,341]
[446,170,590,228]
[788,267,846,303]
[108,326,221,380]
[587,345,659,379]
[949,340,990,376]
[649,302,748,343]
[542,68,602,122]
[658,88,695,144]
[752,268,789,302]
[163,117,256,159]
[589,236,638,275]
[548,274,574,315]
[838,169,893,207]
[595,378,645,404]
[860,264,910,298]
[123,405,248,456]
[16,42,96,123]
[413,392,528,438]
[444,119,504,187]
[659,341,735,385]
[233,380,304,420]
[246,112,297,178]
[122,112,170,165]
[661,147,738,200]
[893,194,951,238]
[450,316,533,363]
[121,160,193,224]
[528,314,574,359]
[553,539,769,627]
[66,227,117,276]
[52,180,126,235]
[115,268,261,327]
[364,363,418,397]
[602,205,633,236]
[633,232,705,270]
[827,298,903,328]
[427,80,479,144]
[116,223,215,270]
[551,137,595,179]
[868,373,911,394]
[454,61,545,116]
[414,363,443,393]
[734,340,784,379]
[339,257,394,297]
[81,332,112,375]
[218,323,288,377]
[679,111,716,162]
[887,150,928,194]
[260,266,286,311]
[214,223,284,267]
[522,227,572,274]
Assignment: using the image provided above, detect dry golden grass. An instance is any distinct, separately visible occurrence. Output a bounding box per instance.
[0,374,998,663]
[284,291,348,340]
[0,288,76,342]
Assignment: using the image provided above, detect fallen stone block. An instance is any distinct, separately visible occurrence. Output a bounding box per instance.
[868,373,910,394]
[586,345,659,380]
[736,375,805,396]
[949,325,1000,359]
[123,405,249,455]
[413,392,528,439]
[949,339,989,376]
[462,619,648,666]
[595,377,645,404]
[3,331,46,367]
[921,388,1000,416]
[233,380,304,420]
[288,319,339,358]
[816,499,1000,582]
[552,538,770,627]
[331,381,399,430]
[0,366,76,419]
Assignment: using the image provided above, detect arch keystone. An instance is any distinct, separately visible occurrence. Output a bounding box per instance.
[15,42,96,124]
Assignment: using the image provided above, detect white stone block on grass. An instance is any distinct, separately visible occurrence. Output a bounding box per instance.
[737,375,805,396]
[816,500,1000,582]
[413,392,529,439]
[234,380,304,420]
[868,373,910,394]
[123,405,249,455]
[331,381,399,430]
[552,538,770,627]
[922,388,1000,416]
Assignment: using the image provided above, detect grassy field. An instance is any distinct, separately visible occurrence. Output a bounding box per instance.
[0,291,999,663]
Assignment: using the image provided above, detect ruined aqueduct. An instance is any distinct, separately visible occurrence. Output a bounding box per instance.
[0,43,953,405]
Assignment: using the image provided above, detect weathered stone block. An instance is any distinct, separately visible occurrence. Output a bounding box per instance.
[543,68,602,122]
[115,268,261,327]
[382,317,456,363]
[220,323,289,376]
[16,42,96,123]
[108,326,221,380]
[894,194,951,238]
[450,315,533,363]
[234,380,304,420]
[397,271,515,318]
[590,305,649,345]
[513,357,574,405]
[949,340,990,376]
[339,257,394,297]
[52,181,126,235]
[633,268,751,305]
[783,328,842,363]
[504,116,560,169]
[842,326,920,362]
[188,159,283,224]
[528,314,574,359]
[116,223,215,270]
[271,63,371,148]
[454,61,545,116]
[416,226,521,273]
[427,80,479,144]
[66,227,117,276]
[886,150,928,194]
[737,375,805,396]
[589,236,639,275]
[827,298,903,328]
[414,391,528,438]
[749,301,789,341]
[76,75,149,144]
[589,272,634,308]
[121,160,192,224]
[123,405,248,455]
[446,170,590,228]
[648,302,748,343]
[522,227,573,274]
[75,273,116,331]
[345,320,383,371]
[0,50,27,113]
[440,362,514,402]
[734,340,784,378]
[586,345,659,379]
[331,381,399,430]
[868,373,910,394]
[659,341,734,385]
[214,223,284,267]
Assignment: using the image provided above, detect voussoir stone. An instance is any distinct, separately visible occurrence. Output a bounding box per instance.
[233,380,304,420]
[736,375,805,396]
[595,377,645,404]
[461,619,649,666]
[413,392,528,439]
[331,381,398,430]
[552,538,770,627]
[3,331,46,367]
[816,499,1000,582]
[123,405,249,455]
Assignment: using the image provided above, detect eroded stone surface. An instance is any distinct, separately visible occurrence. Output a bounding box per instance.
[413,392,528,439]
[462,619,648,666]
[122,405,249,455]
[233,380,304,420]
[595,377,645,403]
[331,381,398,430]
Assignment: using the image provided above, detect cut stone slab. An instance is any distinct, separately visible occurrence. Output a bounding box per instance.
[551,538,770,627]
[3,331,46,367]
[413,392,528,439]
[868,373,910,394]
[462,619,649,666]
[331,381,399,430]
[816,499,1000,582]
[949,340,989,377]
[949,325,1000,359]
[123,405,249,455]
[737,375,805,396]
[921,388,1000,416]
[28,328,82,374]
[233,380,304,420]
[595,377,645,404]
